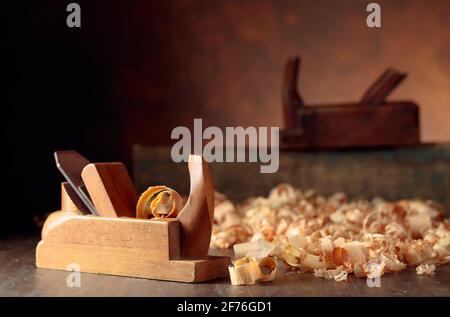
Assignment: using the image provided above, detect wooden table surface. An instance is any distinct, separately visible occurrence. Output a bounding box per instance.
[1,236,449,297]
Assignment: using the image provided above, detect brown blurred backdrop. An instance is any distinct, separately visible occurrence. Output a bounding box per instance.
[5,0,450,234]
[105,0,450,151]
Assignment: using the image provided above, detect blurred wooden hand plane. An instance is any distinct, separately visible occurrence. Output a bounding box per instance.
[281,56,420,150]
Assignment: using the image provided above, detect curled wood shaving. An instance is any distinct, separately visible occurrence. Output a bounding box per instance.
[283,244,305,267]
[229,257,261,285]
[257,257,277,282]
[136,186,183,219]
[228,256,277,285]
[212,184,450,282]
[416,264,436,276]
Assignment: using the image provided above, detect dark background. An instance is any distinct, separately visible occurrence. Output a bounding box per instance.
[4,0,450,236]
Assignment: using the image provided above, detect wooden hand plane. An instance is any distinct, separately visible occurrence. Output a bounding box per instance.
[36,154,230,283]
[281,56,420,150]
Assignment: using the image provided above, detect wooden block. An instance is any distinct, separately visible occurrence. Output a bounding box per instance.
[36,212,230,282]
[81,163,137,218]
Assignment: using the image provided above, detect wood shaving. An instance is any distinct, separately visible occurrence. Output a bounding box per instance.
[212,184,450,282]
[314,266,348,282]
[233,240,279,259]
[136,186,183,219]
[416,264,436,276]
[229,257,261,285]
[257,257,277,282]
[228,256,277,285]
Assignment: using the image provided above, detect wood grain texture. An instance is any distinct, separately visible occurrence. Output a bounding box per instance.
[39,213,179,260]
[177,155,215,258]
[36,212,230,283]
[41,210,84,241]
[36,242,229,283]
[81,163,137,218]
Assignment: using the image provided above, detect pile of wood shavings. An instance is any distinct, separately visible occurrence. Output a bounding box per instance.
[211,184,450,282]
